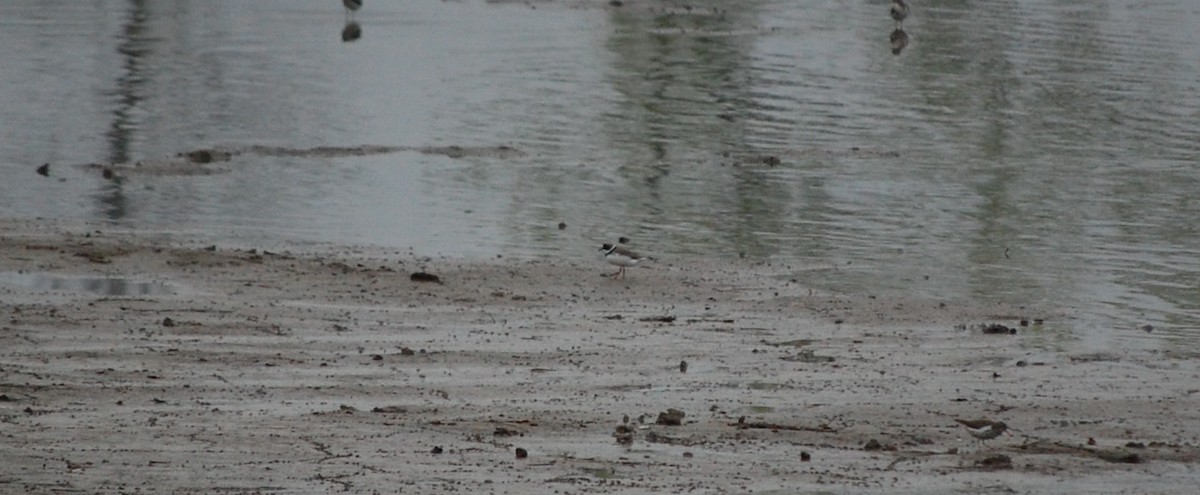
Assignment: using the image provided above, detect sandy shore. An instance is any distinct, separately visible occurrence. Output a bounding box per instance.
[1,219,1197,494]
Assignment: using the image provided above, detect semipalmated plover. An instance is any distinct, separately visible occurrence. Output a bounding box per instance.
[955,419,1008,444]
[891,0,909,26]
[600,243,649,279]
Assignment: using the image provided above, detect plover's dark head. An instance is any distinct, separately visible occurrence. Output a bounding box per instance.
[600,243,615,252]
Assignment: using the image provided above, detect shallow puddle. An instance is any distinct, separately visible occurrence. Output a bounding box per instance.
[1,0,1197,343]
[0,271,175,297]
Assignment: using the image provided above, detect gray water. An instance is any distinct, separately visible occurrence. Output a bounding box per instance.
[2,0,1198,347]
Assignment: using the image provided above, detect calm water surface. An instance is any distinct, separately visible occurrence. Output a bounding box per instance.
[2,0,1198,347]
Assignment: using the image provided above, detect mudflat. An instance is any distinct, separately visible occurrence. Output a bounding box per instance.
[1,219,1197,493]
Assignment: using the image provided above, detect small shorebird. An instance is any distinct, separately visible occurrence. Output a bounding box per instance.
[890,28,909,55]
[955,419,1008,445]
[890,0,909,26]
[342,21,363,42]
[343,0,363,17]
[600,243,649,279]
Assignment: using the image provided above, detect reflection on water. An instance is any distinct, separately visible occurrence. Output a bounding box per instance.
[0,0,1197,347]
[0,272,175,297]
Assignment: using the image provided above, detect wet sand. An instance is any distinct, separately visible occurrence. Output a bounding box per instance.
[1,218,1197,494]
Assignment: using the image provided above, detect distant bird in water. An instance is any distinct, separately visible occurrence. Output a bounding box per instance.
[341,21,362,43]
[343,0,363,18]
[889,28,909,55]
[890,0,909,27]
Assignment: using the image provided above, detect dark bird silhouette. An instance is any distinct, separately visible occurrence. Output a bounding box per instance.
[891,0,909,27]
[341,21,362,42]
[890,28,909,55]
[343,0,362,19]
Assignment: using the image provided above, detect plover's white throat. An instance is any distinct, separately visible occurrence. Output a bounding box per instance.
[600,243,649,279]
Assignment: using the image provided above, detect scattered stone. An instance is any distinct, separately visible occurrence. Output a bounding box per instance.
[410,272,441,283]
[371,354,383,361]
[977,454,1012,470]
[514,447,528,459]
[1125,442,1146,449]
[77,252,110,264]
[981,323,1016,335]
[400,347,415,356]
[640,315,676,323]
[430,446,444,454]
[800,451,811,462]
[1069,352,1120,363]
[682,451,693,458]
[179,149,232,164]
[1095,449,1141,464]
[494,427,521,437]
[613,424,634,445]
[863,439,883,451]
[161,317,175,327]
[779,349,836,364]
[557,222,566,230]
[36,163,49,176]
[679,360,688,373]
[1141,324,1154,333]
[370,405,406,414]
[656,408,685,426]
